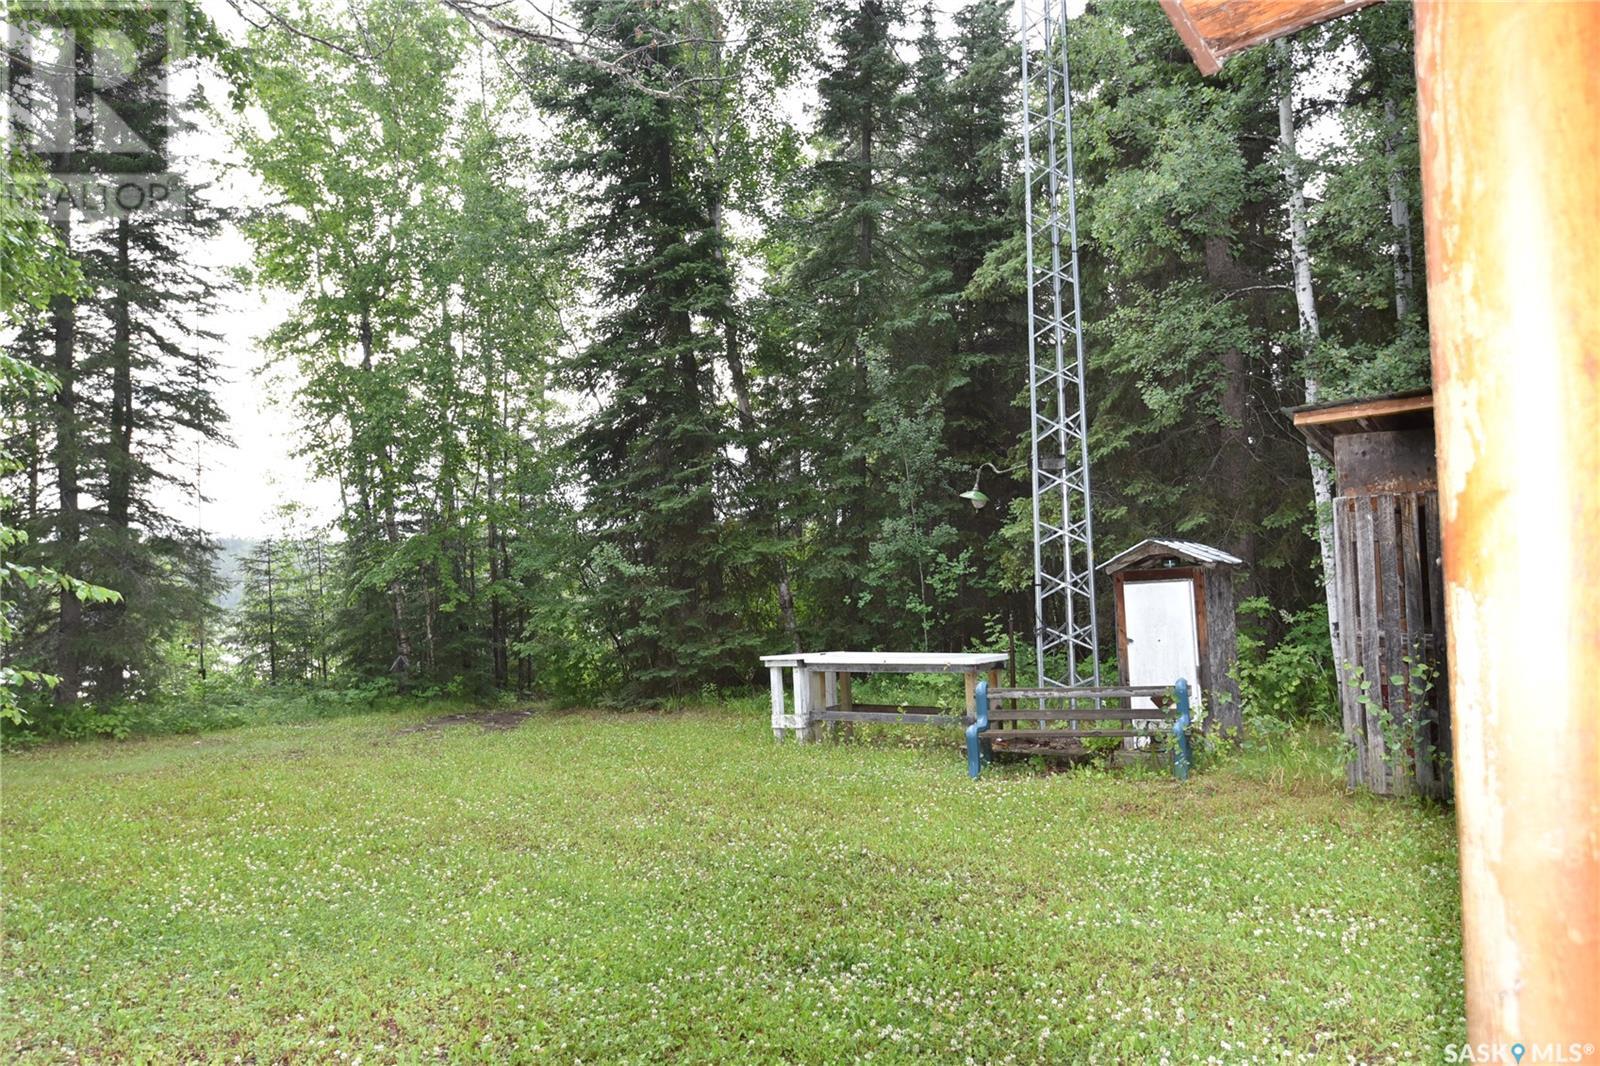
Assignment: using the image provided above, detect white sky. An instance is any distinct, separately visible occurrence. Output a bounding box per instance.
[171,0,1084,540]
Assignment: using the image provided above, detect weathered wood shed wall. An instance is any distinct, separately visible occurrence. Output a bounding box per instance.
[1293,391,1452,798]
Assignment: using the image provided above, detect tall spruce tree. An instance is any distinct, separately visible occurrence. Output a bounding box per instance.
[900,0,1029,636]
[541,0,759,696]
[776,0,911,648]
[3,22,228,707]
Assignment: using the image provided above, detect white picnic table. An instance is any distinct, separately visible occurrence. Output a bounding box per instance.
[760,651,1009,741]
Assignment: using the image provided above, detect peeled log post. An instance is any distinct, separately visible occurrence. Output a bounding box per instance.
[1415,0,1600,1047]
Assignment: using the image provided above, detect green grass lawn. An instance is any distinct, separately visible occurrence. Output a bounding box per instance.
[2,704,1464,1063]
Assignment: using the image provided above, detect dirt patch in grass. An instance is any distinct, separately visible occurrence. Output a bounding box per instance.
[398,708,534,733]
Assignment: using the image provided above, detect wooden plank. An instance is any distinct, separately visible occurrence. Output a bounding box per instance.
[1423,491,1445,640]
[964,671,978,716]
[837,670,854,741]
[823,670,839,741]
[824,703,947,715]
[988,708,1173,722]
[1422,491,1451,799]
[987,728,1173,740]
[1333,429,1437,495]
[1398,493,1432,795]
[1157,0,1222,75]
[815,710,964,726]
[1356,496,1385,793]
[982,740,1082,756]
[793,665,809,742]
[1376,495,1404,795]
[1333,496,1363,790]
[1204,566,1242,738]
[768,665,786,740]
[799,652,1007,671]
[989,686,1170,700]
[806,667,826,744]
[759,653,811,666]
[1292,391,1435,428]
[1113,572,1132,699]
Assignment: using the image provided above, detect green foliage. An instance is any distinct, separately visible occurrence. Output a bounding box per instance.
[0,152,86,322]
[532,0,821,698]
[8,0,1433,711]
[1298,2,1430,400]
[1234,595,1339,727]
[231,529,339,685]
[759,0,1028,656]
[240,0,578,695]
[0,341,119,729]
[3,18,230,716]
[0,514,121,725]
[1,673,471,745]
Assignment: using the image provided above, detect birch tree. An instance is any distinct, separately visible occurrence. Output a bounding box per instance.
[1275,38,1340,655]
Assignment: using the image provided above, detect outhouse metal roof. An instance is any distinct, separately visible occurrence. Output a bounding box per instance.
[1099,538,1244,573]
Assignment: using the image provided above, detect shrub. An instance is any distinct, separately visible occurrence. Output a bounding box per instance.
[1233,597,1339,727]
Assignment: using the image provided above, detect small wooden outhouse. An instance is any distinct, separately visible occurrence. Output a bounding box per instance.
[1100,539,1244,738]
[1291,388,1452,799]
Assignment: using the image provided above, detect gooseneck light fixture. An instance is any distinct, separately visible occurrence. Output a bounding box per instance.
[959,462,1023,510]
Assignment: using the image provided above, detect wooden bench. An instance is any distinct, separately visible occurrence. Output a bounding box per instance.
[966,678,1194,780]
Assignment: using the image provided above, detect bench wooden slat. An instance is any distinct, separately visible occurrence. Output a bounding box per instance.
[815,710,964,726]
[988,686,1171,700]
[987,728,1174,740]
[987,708,1175,722]
[825,703,948,715]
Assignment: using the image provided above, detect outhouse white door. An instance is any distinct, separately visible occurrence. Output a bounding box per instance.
[1124,578,1201,711]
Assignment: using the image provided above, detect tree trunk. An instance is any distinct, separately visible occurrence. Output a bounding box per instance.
[49,213,82,706]
[480,316,509,689]
[100,217,136,699]
[108,218,134,528]
[265,540,278,683]
[1384,97,1417,323]
[315,541,328,683]
[1203,236,1259,583]
[1277,39,1341,660]
[359,305,414,679]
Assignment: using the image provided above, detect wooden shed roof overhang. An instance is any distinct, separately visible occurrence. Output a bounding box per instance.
[1157,0,1381,75]
[1286,387,1435,462]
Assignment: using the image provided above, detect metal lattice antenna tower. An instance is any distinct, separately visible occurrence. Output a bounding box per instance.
[1019,0,1100,689]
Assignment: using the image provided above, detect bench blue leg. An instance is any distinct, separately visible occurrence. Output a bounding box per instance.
[1173,677,1192,781]
[967,680,989,779]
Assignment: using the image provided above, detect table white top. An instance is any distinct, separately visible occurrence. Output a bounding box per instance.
[759,653,810,665]
[761,651,1006,672]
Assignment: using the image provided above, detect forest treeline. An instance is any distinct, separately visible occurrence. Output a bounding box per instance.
[2,0,1425,726]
